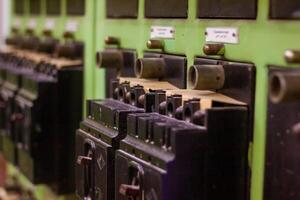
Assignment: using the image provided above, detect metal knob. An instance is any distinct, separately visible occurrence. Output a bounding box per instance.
[285,49,300,63]
[203,43,225,56]
[105,36,120,46]
[135,58,165,79]
[96,49,124,70]
[147,39,164,50]
[189,65,225,90]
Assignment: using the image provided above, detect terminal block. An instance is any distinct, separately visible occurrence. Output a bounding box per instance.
[76,99,143,200]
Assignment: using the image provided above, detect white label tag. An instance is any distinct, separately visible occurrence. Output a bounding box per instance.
[150,26,175,39]
[14,19,21,28]
[45,19,55,30]
[65,21,78,32]
[28,19,37,29]
[205,27,239,44]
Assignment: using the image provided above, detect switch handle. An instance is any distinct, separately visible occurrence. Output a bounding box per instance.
[76,156,92,165]
[119,184,140,197]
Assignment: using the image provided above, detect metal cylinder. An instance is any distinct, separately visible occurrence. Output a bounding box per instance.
[96,49,123,70]
[135,58,165,79]
[105,36,120,45]
[147,40,164,50]
[189,65,225,90]
[285,49,300,64]
[269,72,300,103]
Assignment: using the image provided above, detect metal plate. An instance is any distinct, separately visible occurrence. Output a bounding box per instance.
[106,0,138,18]
[29,0,41,15]
[66,0,85,16]
[197,0,257,19]
[46,0,61,15]
[264,66,300,200]
[14,0,25,15]
[270,0,300,19]
[145,0,188,18]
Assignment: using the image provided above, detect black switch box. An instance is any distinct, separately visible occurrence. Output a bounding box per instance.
[116,107,248,200]
[197,0,257,19]
[106,0,138,18]
[145,0,188,18]
[76,99,143,200]
[15,65,83,194]
[264,66,300,200]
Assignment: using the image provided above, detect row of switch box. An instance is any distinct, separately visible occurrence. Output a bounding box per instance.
[76,95,249,200]
[0,30,84,194]
[76,46,257,199]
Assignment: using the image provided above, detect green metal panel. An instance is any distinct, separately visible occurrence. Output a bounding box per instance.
[90,1,300,200]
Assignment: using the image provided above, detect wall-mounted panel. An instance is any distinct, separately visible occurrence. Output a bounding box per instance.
[46,0,61,15]
[14,0,25,15]
[66,0,85,16]
[197,0,257,19]
[145,0,188,18]
[106,0,138,18]
[29,0,41,15]
[270,0,300,19]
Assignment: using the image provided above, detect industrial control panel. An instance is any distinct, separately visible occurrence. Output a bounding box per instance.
[1,0,300,200]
